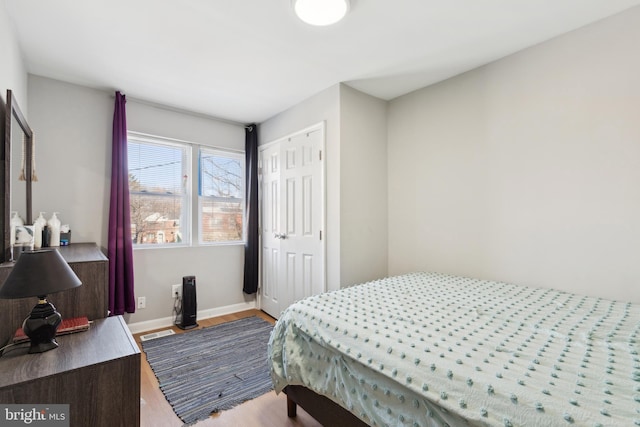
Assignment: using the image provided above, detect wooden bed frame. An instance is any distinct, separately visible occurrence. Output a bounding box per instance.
[284,385,369,427]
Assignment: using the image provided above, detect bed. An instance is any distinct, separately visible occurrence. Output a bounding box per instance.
[268,272,640,426]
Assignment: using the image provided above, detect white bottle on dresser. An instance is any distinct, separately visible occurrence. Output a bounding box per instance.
[34,212,47,249]
[48,212,61,247]
[10,211,23,246]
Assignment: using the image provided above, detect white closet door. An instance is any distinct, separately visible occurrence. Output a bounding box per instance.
[259,124,325,318]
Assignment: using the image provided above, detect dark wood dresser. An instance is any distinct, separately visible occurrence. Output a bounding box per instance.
[0,316,140,427]
[0,242,109,346]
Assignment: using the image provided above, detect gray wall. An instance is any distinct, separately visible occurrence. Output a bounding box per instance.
[27,76,252,327]
[387,7,640,302]
[126,97,250,326]
[28,76,112,246]
[339,85,388,286]
[0,1,27,109]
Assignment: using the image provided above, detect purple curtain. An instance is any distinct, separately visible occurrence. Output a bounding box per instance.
[243,124,259,294]
[108,91,135,315]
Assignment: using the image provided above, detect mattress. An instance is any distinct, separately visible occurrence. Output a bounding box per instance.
[268,272,640,426]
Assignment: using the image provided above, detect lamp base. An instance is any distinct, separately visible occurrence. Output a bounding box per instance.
[22,298,62,354]
[27,339,59,353]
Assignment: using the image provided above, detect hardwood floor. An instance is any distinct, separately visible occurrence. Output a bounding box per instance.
[133,309,322,427]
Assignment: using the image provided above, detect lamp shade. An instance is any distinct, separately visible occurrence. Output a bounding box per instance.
[0,249,82,299]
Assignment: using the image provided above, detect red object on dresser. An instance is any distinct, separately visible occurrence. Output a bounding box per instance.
[13,316,90,343]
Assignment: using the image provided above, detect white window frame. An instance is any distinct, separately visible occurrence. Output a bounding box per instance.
[127,132,192,249]
[127,131,246,249]
[198,146,246,245]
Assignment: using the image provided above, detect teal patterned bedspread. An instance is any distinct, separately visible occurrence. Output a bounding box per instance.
[268,272,640,427]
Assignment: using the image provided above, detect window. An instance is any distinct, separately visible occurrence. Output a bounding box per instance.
[127,134,190,246]
[127,132,245,247]
[199,148,245,243]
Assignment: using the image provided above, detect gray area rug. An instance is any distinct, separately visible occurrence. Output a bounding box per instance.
[142,316,274,425]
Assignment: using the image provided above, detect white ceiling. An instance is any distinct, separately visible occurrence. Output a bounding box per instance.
[5,0,640,124]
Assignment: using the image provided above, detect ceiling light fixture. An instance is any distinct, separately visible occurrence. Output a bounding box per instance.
[293,0,350,26]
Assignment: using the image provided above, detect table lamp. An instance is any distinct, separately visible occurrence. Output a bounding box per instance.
[0,249,82,353]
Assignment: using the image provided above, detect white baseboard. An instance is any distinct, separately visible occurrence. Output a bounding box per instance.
[125,301,258,334]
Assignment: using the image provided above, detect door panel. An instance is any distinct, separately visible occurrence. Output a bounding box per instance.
[302,175,313,236]
[286,178,296,236]
[260,144,281,317]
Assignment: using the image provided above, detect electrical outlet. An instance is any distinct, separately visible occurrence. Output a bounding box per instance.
[137,296,146,309]
[172,284,182,299]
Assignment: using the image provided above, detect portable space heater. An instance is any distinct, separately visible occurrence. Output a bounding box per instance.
[177,275,198,330]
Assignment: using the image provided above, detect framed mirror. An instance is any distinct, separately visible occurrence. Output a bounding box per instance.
[2,89,34,262]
